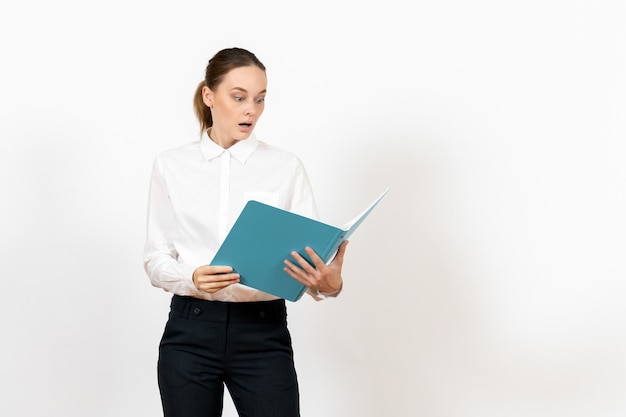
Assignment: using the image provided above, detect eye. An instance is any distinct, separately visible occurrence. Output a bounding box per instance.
[234,95,245,102]
[256,97,265,104]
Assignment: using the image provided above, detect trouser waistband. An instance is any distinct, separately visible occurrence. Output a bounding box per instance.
[169,295,287,323]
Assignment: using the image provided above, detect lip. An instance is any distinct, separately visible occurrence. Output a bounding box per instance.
[238,122,253,133]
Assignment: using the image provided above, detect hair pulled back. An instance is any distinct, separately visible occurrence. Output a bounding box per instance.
[193,47,266,134]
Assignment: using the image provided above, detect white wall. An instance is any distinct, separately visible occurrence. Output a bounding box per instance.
[1,1,625,416]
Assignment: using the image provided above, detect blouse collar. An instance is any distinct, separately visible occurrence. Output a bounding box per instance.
[200,129,259,164]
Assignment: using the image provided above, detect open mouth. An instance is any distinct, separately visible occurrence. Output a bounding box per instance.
[239,123,252,127]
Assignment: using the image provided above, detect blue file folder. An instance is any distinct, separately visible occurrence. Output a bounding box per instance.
[210,187,390,301]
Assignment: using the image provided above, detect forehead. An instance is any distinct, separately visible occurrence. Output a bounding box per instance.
[219,66,267,93]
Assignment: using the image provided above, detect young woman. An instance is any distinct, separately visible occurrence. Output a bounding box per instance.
[143,47,348,417]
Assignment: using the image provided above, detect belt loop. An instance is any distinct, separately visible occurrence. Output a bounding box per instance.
[172,295,192,318]
[182,297,191,319]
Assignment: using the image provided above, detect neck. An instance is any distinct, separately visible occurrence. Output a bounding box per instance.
[208,128,236,149]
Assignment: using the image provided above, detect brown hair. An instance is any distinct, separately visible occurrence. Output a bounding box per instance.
[193,47,266,134]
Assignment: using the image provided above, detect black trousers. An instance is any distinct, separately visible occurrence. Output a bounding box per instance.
[158,295,300,417]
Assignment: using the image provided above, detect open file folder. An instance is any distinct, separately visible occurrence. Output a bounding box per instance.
[210,187,391,301]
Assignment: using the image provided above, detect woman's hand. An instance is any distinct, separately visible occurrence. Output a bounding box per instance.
[192,265,240,294]
[283,240,348,297]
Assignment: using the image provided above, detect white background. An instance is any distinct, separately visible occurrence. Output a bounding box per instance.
[1,1,625,416]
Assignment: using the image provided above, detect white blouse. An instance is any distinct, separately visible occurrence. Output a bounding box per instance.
[143,131,319,302]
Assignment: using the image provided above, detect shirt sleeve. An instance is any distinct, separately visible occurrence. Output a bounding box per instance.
[286,157,340,302]
[286,157,319,220]
[143,158,201,296]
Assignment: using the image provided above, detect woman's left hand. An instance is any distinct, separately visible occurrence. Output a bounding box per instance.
[283,240,348,297]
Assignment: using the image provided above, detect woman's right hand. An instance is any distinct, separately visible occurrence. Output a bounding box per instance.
[192,265,240,294]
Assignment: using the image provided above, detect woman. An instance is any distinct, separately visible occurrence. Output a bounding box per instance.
[143,47,348,417]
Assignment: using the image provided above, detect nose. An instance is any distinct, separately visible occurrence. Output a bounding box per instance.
[244,99,257,117]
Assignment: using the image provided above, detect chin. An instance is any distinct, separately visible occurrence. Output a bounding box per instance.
[236,132,253,140]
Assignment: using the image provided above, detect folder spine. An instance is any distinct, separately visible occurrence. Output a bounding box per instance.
[320,231,346,263]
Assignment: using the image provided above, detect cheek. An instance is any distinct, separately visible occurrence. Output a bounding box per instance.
[213,101,236,117]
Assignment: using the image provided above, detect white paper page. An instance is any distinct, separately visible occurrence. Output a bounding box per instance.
[341,186,392,233]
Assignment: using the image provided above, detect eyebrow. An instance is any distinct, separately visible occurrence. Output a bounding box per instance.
[231,87,267,95]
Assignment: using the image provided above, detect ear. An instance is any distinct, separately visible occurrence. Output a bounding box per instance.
[202,86,214,107]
